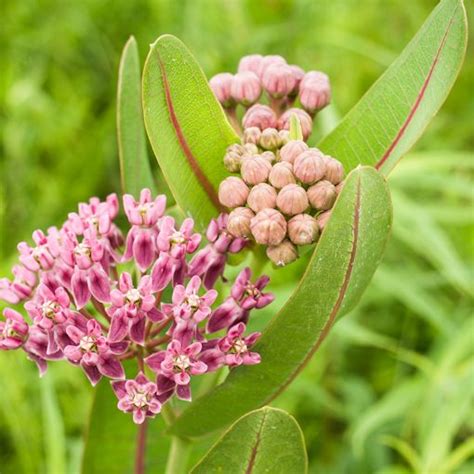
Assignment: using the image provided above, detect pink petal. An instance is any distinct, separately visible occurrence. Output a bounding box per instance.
[71,270,90,309]
[98,357,125,379]
[133,232,155,271]
[108,315,128,342]
[176,384,191,401]
[129,317,146,345]
[88,265,110,303]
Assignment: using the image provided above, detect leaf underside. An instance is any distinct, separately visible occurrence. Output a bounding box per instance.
[142,34,239,230]
[117,36,156,195]
[191,407,308,474]
[171,166,392,438]
[319,0,467,175]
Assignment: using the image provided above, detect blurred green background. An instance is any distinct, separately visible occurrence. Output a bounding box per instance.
[1,0,473,473]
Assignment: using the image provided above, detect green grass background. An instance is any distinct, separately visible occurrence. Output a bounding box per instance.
[0,0,473,472]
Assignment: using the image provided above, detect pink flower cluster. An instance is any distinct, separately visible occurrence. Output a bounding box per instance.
[209,53,331,142]
[0,190,274,424]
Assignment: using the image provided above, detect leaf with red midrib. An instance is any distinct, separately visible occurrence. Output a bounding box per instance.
[319,0,467,176]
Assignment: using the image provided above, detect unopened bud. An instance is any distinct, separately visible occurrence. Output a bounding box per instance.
[231,71,262,106]
[269,162,296,189]
[294,149,326,184]
[243,104,278,130]
[227,207,255,238]
[299,71,331,113]
[307,180,337,210]
[279,129,291,145]
[218,177,249,208]
[289,65,305,95]
[259,128,282,150]
[247,183,277,213]
[250,208,287,246]
[266,240,298,267]
[261,151,276,164]
[241,156,272,185]
[224,151,242,172]
[279,140,309,164]
[262,64,297,98]
[278,108,313,140]
[288,214,319,245]
[238,54,264,75]
[277,184,309,216]
[243,127,261,145]
[243,143,260,155]
[257,55,287,79]
[317,210,332,231]
[209,73,234,107]
[323,156,345,185]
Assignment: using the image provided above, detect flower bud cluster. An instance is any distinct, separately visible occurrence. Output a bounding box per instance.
[209,54,331,142]
[218,140,345,266]
[0,190,274,424]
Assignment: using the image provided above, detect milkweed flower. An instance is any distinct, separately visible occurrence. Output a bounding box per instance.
[0,189,272,424]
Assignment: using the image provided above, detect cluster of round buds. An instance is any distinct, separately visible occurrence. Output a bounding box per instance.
[209,54,331,142]
[218,140,345,266]
[0,189,274,424]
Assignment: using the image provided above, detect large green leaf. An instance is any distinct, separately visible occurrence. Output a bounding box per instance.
[191,407,307,474]
[318,0,467,175]
[171,166,392,437]
[117,36,156,195]
[81,362,170,473]
[142,34,239,230]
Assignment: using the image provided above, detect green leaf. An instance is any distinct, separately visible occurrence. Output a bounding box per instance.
[318,0,467,175]
[117,36,156,195]
[171,166,392,437]
[190,407,307,474]
[142,34,239,230]
[81,362,170,473]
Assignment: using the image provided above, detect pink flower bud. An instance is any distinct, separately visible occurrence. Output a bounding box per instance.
[209,73,234,107]
[243,127,261,145]
[269,162,296,189]
[299,71,331,113]
[243,143,259,155]
[230,72,262,106]
[307,180,337,211]
[259,128,282,150]
[240,156,272,185]
[260,151,276,164]
[238,54,264,75]
[288,214,319,245]
[227,207,255,238]
[279,129,291,145]
[289,65,305,95]
[257,55,287,79]
[279,140,309,164]
[317,210,332,231]
[262,64,297,98]
[250,209,287,246]
[218,177,249,208]
[247,183,277,213]
[224,150,243,172]
[243,105,278,130]
[278,108,313,140]
[276,184,309,216]
[266,240,298,267]
[323,155,345,185]
[293,149,326,184]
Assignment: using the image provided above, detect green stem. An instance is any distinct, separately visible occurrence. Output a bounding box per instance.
[165,435,191,474]
[250,244,268,276]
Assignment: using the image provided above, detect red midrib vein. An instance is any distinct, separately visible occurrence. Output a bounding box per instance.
[157,54,224,211]
[245,412,266,474]
[266,176,361,404]
[376,10,457,170]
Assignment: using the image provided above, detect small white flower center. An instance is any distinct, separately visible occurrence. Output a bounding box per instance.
[79,335,96,352]
[74,242,91,258]
[171,231,186,245]
[186,294,201,310]
[131,390,149,408]
[245,283,260,298]
[173,354,191,371]
[232,338,248,355]
[125,289,142,305]
[42,300,60,319]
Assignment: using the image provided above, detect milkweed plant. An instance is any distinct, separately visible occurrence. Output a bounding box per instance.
[0,0,467,472]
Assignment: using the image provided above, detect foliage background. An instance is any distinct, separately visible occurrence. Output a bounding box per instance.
[0,0,472,472]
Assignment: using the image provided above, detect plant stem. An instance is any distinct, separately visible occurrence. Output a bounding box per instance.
[165,435,191,474]
[226,107,242,135]
[134,420,148,474]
